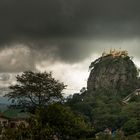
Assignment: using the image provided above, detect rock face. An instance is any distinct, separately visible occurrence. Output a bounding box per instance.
[87,51,138,93]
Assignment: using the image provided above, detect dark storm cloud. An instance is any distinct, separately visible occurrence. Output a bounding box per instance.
[0,0,139,72]
[0,0,139,42]
[31,41,95,63]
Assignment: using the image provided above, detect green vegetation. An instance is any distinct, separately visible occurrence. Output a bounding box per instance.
[27,104,92,140]
[66,54,140,139]
[2,52,140,139]
[5,71,66,109]
[3,71,93,140]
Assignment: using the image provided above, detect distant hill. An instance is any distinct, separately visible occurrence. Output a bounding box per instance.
[0,96,11,105]
[0,103,8,112]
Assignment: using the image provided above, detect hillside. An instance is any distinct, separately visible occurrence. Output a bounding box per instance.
[87,50,139,95]
[67,50,140,139]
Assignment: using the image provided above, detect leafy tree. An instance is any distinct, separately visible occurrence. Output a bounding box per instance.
[17,103,93,140]
[1,104,93,140]
[1,122,30,140]
[5,71,66,109]
[67,88,124,132]
[122,118,140,136]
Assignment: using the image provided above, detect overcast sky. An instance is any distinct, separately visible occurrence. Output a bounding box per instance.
[0,0,140,94]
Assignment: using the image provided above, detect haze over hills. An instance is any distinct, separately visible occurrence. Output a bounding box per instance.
[0,87,11,105]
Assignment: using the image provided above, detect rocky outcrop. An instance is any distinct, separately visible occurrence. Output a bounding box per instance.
[87,51,139,93]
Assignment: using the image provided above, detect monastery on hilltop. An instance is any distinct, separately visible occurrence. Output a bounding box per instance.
[102,49,128,58]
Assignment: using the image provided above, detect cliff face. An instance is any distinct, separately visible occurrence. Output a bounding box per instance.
[87,52,138,93]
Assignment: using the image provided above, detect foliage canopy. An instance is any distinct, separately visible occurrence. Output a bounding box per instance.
[6,71,66,108]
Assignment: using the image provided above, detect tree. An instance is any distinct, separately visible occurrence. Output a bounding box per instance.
[122,118,140,136]
[2,104,93,140]
[5,71,66,109]
[27,104,93,140]
[2,123,30,140]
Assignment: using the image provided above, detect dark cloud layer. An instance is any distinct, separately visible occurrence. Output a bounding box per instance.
[0,0,140,41]
[0,0,139,72]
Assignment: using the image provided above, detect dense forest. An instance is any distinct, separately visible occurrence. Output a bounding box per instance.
[1,50,140,140]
